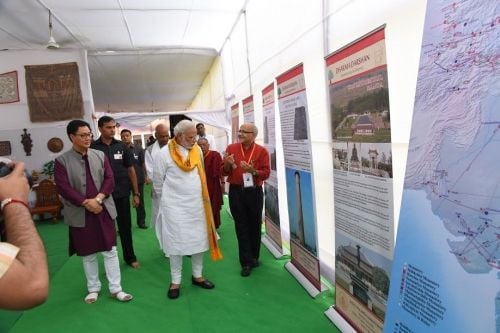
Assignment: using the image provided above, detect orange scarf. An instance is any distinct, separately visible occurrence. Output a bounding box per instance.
[168,139,223,261]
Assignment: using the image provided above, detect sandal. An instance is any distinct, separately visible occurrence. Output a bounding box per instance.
[112,291,133,302]
[84,292,99,304]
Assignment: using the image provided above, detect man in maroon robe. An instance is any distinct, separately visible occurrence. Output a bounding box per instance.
[198,138,223,228]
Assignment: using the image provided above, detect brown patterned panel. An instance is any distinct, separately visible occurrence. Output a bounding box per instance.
[0,141,11,156]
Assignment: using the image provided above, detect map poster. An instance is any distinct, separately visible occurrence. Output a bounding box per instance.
[277,64,320,291]
[326,27,393,333]
[242,95,255,123]
[384,2,499,333]
[231,102,239,143]
[262,82,282,253]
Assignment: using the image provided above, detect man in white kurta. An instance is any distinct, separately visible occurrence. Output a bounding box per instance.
[145,123,170,249]
[153,120,221,300]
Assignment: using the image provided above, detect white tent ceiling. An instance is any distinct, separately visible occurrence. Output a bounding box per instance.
[0,0,247,113]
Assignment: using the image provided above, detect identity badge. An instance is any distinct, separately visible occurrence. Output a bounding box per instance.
[242,172,254,188]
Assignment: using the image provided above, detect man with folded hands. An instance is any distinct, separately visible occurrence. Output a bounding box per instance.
[55,119,133,304]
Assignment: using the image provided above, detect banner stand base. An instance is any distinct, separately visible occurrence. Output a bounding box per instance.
[324,306,356,333]
[284,262,321,298]
[262,236,283,259]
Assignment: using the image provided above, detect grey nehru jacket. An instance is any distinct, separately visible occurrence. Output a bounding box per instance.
[56,148,117,227]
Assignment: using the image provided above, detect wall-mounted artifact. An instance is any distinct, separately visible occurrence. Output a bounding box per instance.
[0,141,11,156]
[47,137,64,153]
[0,71,19,104]
[21,128,33,156]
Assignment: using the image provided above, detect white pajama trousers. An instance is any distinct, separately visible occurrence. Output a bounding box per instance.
[169,252,204,284]
[82,246,122,294]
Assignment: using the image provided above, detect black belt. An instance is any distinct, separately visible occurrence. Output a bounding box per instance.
[229,184,262,189]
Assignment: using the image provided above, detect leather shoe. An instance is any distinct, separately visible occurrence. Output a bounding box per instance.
[167,287,180,299]
[138,224,147,229]
[241,266,251,277]
[191,277,215,289]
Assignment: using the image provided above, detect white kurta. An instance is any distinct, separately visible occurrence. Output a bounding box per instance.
[146,141,164,248]
[145,141,161,180]
[152,144,209,256]
[146,141,162,229]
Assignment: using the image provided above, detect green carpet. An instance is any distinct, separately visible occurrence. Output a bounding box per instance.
[1,185,338,333]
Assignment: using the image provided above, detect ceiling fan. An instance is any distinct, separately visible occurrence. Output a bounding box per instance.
[46,10,60,49]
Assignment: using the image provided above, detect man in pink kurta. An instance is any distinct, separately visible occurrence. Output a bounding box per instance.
[198,138,223,228]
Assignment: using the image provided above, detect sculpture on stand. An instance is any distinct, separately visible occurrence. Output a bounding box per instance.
[21,128,33,156]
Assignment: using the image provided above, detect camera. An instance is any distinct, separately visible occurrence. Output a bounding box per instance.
[0,158,33,188]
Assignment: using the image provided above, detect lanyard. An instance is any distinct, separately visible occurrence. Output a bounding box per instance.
[240,143,256,164]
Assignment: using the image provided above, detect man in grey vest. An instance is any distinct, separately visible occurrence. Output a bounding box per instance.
[54,120,133,303]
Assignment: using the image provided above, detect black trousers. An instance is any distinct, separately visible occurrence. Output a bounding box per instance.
[228,185,263,267]
[113,195,137,265]
[135,183,146,226]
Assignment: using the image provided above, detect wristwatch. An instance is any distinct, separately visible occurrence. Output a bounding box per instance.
[95,197,103,205]
[134,193,140,197]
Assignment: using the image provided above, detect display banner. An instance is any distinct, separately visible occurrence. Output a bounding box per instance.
[242,95,254,123]
[384,1,499,332]
[231,102,239,143]
[326,27,393,333]
[261,82,283,255]
[277,64,320,292]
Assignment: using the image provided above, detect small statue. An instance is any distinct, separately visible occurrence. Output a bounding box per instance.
[21,128,33,156]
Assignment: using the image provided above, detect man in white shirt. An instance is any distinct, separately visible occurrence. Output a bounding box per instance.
[145,123,170,248]
[195,123,217,152]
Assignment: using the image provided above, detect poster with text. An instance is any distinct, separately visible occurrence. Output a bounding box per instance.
[384,2,499,333]
[243,95,255,123]
[277,64,320,290]
[262,83,282,252]
[231,102,239,143]
[326,27,393,333]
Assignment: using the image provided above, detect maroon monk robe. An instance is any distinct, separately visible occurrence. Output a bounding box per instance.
[203,150,223,228]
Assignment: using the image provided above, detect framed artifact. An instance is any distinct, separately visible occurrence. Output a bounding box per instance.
[47,137,64,153]
[0,141,11,156]
[0,71,20,104]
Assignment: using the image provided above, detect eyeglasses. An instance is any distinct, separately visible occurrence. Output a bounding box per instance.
[74,133,93,139]
[238,130,254,134]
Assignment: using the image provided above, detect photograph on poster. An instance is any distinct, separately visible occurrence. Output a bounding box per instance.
[264,184,280,227]
[359,142,392,178]
[293,106,308,140]
[263,116,269,144]
[285,167,317,255]
[335,232,391,321]
[270,147,277,171]
[333,141,348,171]
[329,68,390,143]
[347,142,362,173]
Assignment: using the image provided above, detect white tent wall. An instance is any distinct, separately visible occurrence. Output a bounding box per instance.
[189,57,229,152]
[0,49,95,174]
[193,0,427,283]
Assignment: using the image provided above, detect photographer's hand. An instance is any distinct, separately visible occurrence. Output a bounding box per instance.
[0,161,49,310]
[0,162,29,203]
